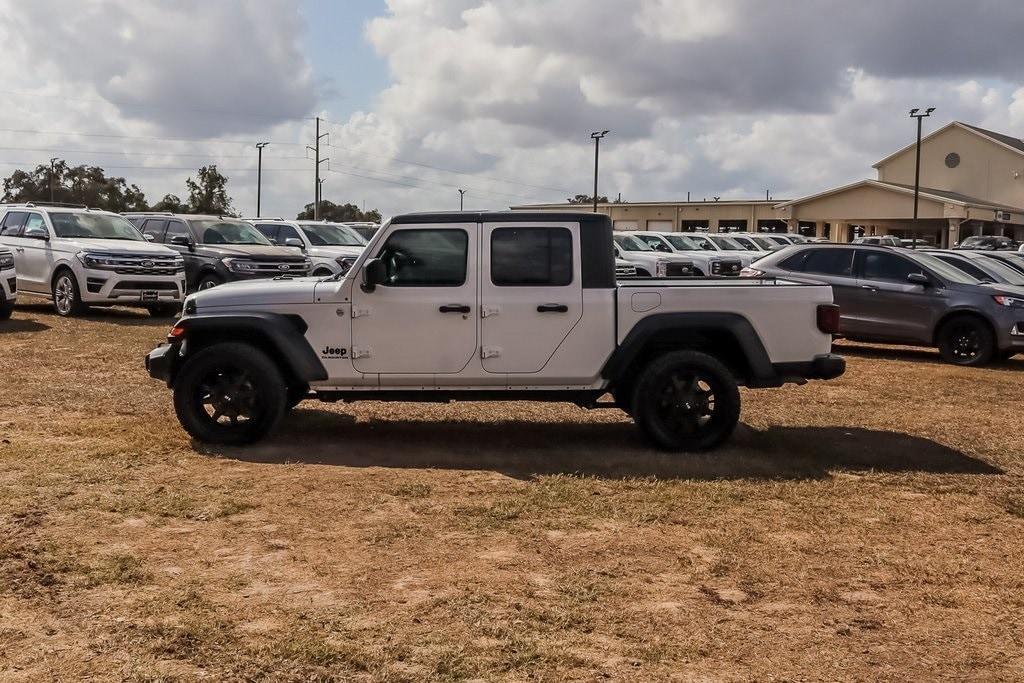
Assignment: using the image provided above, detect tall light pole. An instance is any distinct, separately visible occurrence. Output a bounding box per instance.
[590,130,609,213]
[49,157,58,202]
[909,107,934,249]
[255,142,269,217]
[458,188,466,211]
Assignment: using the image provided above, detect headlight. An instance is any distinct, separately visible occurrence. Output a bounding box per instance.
[993,295,1024,308]
[740,267,765,278]
[222,258,259,273]
[302,257,312,271]
[77,251,121,269]
[0,253,13,269]
[334,256,357,274]
[655,260,668,277]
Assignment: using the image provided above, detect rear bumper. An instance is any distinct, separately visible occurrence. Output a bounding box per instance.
[763,353,846,386]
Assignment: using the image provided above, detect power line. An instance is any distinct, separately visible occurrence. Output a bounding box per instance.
[0,126,307,147]
[0,144,309,160]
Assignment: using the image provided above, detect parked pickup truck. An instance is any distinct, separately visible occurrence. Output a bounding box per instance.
[146,212,845,451]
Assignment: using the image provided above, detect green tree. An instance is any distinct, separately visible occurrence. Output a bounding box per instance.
[151,194,188,212]
[567,194,608,204]
[185,165,234,215]
[296,200,381,223]
[1,160,148,211]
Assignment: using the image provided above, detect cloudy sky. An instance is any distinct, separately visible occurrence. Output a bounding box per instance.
[1,0,1023,218]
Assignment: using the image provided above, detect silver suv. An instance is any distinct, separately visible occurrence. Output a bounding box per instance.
[746,243,1024,366]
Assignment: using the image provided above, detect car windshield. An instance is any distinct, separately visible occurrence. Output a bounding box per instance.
[973,257,1024,285]
[959,236,996,248]
[664,234,701,250]
[984,254,1024,278]
[709,235,745,250]
[50,212,145,241]
[766,236,790,245]
[193,219,272,245]
[750,236,775,250]
[908,253,980,285]
[683,235,718,251]
[615,235,654,251]
[299,223,365,246]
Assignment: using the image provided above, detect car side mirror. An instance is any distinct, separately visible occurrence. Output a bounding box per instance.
[24,228,49,241]
[361,257,387,292]
[907,273,930,287]
[144,234,155,242]
[169,235,194,250]
[284,238,305,250]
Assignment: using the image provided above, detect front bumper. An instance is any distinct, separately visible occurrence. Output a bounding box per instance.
[0,269,15,304]
[146,343,178,385]
[81,267,186,304]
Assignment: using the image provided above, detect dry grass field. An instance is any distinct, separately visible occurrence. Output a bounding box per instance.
[1,301,1022,681]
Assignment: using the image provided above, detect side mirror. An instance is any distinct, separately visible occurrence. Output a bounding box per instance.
[907,272,930,287]
[169,235,194,251]
[284,238,305,250]
[24,228,49,241]
[361,257,387,292]
[144,234,155,242]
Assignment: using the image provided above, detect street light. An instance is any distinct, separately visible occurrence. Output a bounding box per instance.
[909,108,934,248]
[590,130,609,213]
[458,188,466,211]
[255,142,269,217]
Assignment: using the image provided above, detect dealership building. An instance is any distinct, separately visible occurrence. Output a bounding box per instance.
[513,121,1024,247]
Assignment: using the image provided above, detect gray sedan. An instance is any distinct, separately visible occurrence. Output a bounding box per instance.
[744,243,1024,366]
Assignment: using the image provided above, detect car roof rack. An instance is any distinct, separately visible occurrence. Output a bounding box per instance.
[122,211,174,216]
[11,201,89,209]
[241,216,287,221]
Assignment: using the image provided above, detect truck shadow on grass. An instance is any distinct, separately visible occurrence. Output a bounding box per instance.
[838,342,1024,371]
[205,410,1001,481]
[15,302,171,328]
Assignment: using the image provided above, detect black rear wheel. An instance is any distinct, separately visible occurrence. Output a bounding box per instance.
[937,316,995,367]
[632,350,741,451]
[173,342,286,444]
[146,303,180,318]
[0,301,12,320]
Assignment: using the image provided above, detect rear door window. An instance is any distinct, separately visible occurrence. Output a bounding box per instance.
[141,219,167,242]
[783,248,854,276]
[858,250,924,282]
[491,227,573,286]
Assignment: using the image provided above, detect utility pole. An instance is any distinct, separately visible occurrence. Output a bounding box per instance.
[458,188,466,211]
[255,142,269,217]
[307,117,329,220]
[590,130,609,213]
[909,107,934,249]
[318,178,326,210]
[49,157,58,202]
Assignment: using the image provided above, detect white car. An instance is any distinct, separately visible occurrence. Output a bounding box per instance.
[0,246,16,319]
[613,233,695,277]
[147,211,845,451]
[632,232,746,275]
[247,218,366,277]
[0,204,185,316]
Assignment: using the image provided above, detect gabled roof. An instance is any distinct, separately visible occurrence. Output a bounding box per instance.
[773,179,1023,211]
[872,121,1024,168]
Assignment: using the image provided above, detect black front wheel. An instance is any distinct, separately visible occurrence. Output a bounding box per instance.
[146,303,181,318]
[631,350,741,451]
[937,316,995,367]
[0,302,12,320]
[173,342,287,444]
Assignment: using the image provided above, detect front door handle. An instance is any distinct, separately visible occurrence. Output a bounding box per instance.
[439,304,471,313]
[537,303,569,313]
[860,285,877,291]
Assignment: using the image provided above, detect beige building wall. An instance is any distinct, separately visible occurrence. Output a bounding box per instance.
[784,185,948,222]
[877,124,1024,209]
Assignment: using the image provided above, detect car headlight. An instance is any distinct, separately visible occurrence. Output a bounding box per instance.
[993,295,1024,308]
[740,267,765,278]
[334,256,357,274]
[0,253,13,269]
[77,251,122,269]
[655,260,668,277]
[222,258,259,273]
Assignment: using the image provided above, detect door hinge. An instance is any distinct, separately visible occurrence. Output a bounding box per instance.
[481,346,502,359]
[351,346,372,359]
[352,307,370,318]
[481,305,500,318]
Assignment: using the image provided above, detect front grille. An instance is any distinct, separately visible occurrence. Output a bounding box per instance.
[112,281,180,292]
[87,252,184,275]
[711,260,742,276]
[615,264,637,277]
[666,263,693,277]
[7,277,15,293]
[243,260,311,275]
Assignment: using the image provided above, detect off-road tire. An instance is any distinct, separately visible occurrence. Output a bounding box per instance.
[52,269,87,317]
[195,274,223,292]
[173,342,287,445]
[0,301,13,320]
[631,350,741,451]
[937,315,995,367]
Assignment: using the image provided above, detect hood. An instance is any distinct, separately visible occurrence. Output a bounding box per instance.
[306,245,363,259]
[190,277,320,309]
[196,243,307,260]
[59,238,179,255]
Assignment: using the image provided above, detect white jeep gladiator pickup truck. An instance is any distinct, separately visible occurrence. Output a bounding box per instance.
[146,212,845,451]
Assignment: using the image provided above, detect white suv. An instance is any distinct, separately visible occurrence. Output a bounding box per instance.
[247,218,366,277]
[0,246,16,319]
[0,203,186,317]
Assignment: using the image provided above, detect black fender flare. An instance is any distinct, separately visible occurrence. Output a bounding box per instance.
[601,312,778,387]
[172,312,327,384]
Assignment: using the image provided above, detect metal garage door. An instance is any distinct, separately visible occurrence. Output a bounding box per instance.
[613,220,638,231]
[647,220,673,231]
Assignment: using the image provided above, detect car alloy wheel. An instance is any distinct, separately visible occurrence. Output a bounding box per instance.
[198,279,218,290]
[949,326,981,361]
[54,274,75,315]
[196,367,259,427]
[653,370,718,437]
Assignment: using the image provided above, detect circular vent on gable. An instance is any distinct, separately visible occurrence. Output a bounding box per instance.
[945,152,960,168]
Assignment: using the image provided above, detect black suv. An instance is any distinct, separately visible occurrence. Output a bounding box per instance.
[955,235,1016,251]
[124,214,310,291]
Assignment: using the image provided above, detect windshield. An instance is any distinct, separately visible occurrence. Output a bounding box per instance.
[908,253,980,285]
[959,236,993,248]
[50,213,145,241]
[193,219,272,246]
[749,236,775,250]
[731,236,759,251]
[974,257,1024,285]
[615,235,654,251]
[766,236,790,246]
[299,223,366,246]
[992,254,1024,274]
[664,234,701,250]
[709,235,745,250]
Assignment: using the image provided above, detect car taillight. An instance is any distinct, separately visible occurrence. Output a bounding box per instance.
[167,325,186,343]
[816,304,840,334]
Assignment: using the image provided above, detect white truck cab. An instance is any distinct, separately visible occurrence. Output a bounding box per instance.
[246,218,366,277]
[147,212,845,452]
[0,246,16,319]
[0,203,185,316]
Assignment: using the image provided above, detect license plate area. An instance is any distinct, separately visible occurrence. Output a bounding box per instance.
[141,290,159,302]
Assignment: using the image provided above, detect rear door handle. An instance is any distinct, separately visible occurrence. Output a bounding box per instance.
[860,285,877,291]
[537,303,568,313]
[439,304,471,313]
